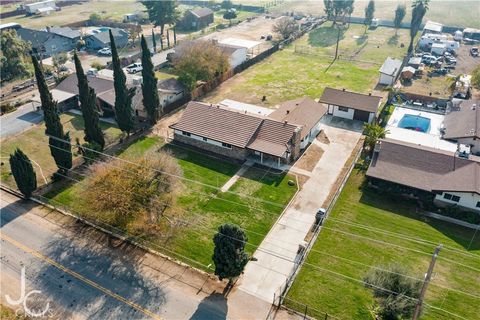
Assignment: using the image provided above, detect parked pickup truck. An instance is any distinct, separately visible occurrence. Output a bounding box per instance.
[126,63,142,74]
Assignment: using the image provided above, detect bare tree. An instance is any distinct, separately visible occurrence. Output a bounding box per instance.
[272,17,298,40]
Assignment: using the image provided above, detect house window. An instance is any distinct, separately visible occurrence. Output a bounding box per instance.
[443,193,453,200]
[476,201,480,208]
[338,106,349,112]
[203,137,208,142]
[451,195,460,202]
[182,131,191,137]
[221,142,232,149]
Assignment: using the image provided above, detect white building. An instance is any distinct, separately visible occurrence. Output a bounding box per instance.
[379,57,403,86]
[423,21,443,35]
[217,43,248,68]
[24,0,57,15]
[319,87,382,123]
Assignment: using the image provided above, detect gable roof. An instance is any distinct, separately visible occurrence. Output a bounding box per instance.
[443,100,480,140]
[170,101,263,148]
[319,87,382,113]
[379,57,402,76]
[89,28,128,45]
[247,119,298,157]
[48,26,80,39]
[158,78,185,93]
[17,28,52,47]
[269,97,327,140]
[55,73,114,96]
[190,7,213,18]
[366,138,480,194]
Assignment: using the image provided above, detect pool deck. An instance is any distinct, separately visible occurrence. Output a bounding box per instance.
[386,107,457,152]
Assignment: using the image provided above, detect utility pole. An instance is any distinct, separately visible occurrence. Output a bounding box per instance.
[412,244,443,320]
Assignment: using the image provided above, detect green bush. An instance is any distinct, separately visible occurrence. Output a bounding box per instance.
[90,60,106,70]
[1,102,16,114]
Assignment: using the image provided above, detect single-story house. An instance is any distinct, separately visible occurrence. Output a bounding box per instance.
[179,8,214,31]
[423,21,443,35]
[367,138,480,212]
[170,101,306,166]
[269,97,327,149]
[17,26,80,57]
[32,89,77,112]
[85,28,129,50]
[0,22,22,32]
[217,42,248,68]
[379,57,402,86]
[319,87,382,123]
[442,100,480,154]
[24,0,57,15]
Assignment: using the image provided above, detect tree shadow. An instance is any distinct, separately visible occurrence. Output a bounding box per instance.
[388,35,399,45]
[308,26,345,47]
[189,292,228,320]
[0,197,35,228]
[35,224,167,319]
[355,35,368,46]
[359,186,480,251]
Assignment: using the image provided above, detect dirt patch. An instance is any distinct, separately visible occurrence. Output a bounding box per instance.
[455,44,480,75]
[295,144,324,172]
[153,107,186,138]
[316,130,330,144]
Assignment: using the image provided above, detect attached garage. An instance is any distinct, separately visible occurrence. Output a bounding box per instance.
[320,87,382,124]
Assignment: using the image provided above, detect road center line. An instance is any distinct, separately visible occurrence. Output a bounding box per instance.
[0,233,163,320]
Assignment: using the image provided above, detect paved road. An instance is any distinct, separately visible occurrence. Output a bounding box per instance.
[0,103,43,139]
[237,116,363,302]
[0,190,276,319]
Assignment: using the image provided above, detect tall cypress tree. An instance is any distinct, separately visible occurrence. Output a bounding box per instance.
[141,35,161,124]
[151,29,157,52]
[32,55,72,175]
[9,148,37,198]
[109,29,135,135]
[73,51,105,150]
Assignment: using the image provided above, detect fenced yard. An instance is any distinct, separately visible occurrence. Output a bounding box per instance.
[203,24,405,107]
[41,136,298,270]
[285,167,480,320]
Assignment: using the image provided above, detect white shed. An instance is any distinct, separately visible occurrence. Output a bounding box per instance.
[379,57,403,86]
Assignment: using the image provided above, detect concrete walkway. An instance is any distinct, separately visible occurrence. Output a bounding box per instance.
[237,121,362,302]
[220,160,253,192]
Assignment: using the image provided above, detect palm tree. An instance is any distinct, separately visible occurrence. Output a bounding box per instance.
[364,123,389,151]
[408,0,430,54]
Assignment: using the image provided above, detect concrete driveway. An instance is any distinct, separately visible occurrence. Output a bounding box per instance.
[1,103,43,139]
[237,116,363,302]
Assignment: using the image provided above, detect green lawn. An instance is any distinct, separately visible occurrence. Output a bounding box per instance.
[0,113,123,188]
[286,168,480,320]
[203,25,405,107]
[43,136,298,270]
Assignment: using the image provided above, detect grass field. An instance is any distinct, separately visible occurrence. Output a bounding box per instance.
[286,167,480,320]
[1,0,143,29]
[43,135,297,270]
[269,0,480,29]
[204,24,406,106]
[0,113,123,188]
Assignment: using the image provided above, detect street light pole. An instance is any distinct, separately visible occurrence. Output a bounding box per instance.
[412,244,443,320]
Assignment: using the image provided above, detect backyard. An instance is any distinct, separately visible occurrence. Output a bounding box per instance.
[42,135,298,270]
[203,24,409,106]
[0,113,123,188]
[286,167,480,320]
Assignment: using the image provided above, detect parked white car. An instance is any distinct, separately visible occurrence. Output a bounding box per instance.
[126,63,142,74]
[97,47,112,56]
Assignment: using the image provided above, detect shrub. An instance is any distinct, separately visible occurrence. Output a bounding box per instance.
[90,60,106,70]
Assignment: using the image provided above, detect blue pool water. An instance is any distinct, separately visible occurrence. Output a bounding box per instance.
[97,27,110,32]
[398,114,431,133]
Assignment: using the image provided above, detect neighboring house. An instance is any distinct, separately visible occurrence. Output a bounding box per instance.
[32,89,77,112]
[85,28,129,50]
[319,87,382,123]
[367,138,480,212]
[217,42,248,68]
[423,21,443,35]
[0,22,21,32]
[24,0,57,15]
[269,97,327,149]
[179,8,214,31]
[442,100,480,154]
[170,101,305,166]
[17,26,80,57]
[379,57,402,86]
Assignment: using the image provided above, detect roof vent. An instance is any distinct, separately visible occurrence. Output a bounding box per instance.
[286,110,290,114]
[472,104,477,110]
[284,120,288,124]
[368,92,372,96]
[342,88,346,91]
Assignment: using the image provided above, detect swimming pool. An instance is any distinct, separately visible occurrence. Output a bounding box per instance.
[398,114,431,133]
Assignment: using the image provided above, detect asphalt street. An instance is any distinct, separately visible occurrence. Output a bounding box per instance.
[0,103,43,139]
[0,190,274,319]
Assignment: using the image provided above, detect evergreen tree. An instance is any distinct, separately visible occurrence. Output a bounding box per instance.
[212,224,249,285]
[151,29,157,52]
[110,30,135,135]
[73,51,105,150]
[393,4,406,35]
[141,35,161,123]
[31,55,72,175]
[364,0,375,33]
[9,148,37,198]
